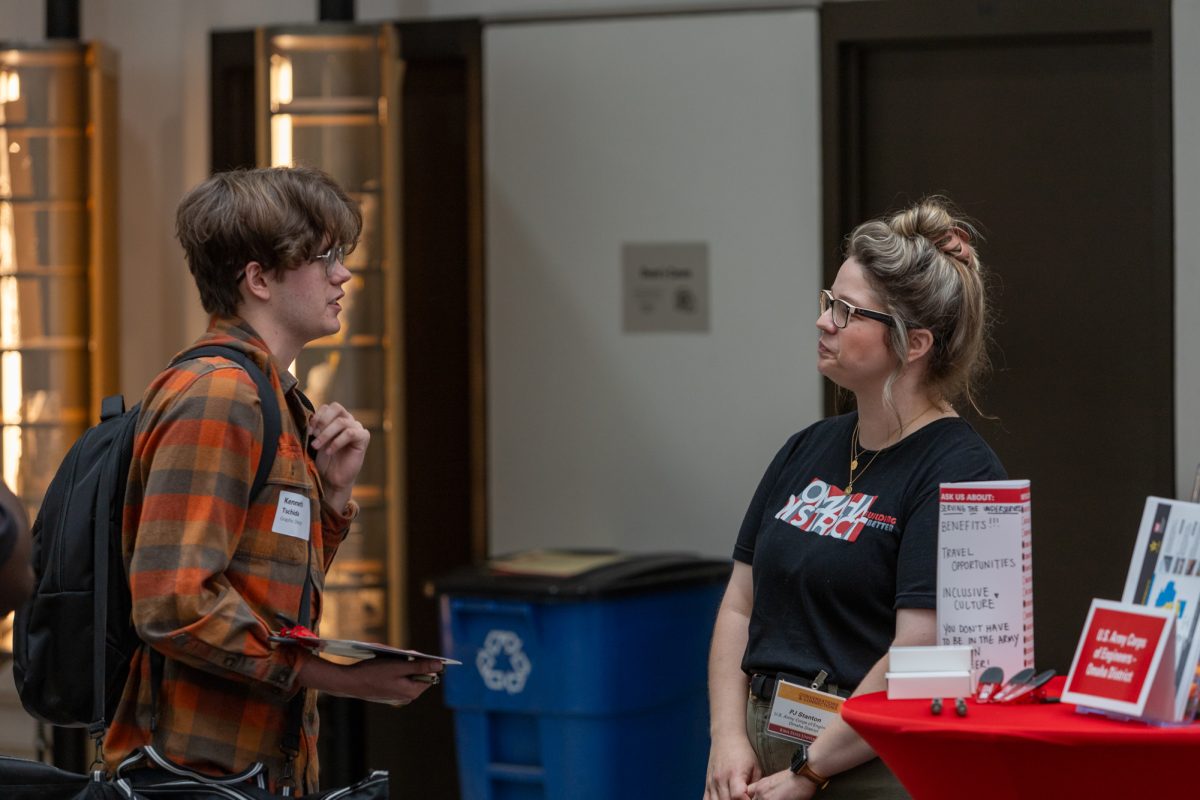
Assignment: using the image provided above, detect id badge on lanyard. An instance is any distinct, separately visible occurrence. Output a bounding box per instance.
[766,670,845,744]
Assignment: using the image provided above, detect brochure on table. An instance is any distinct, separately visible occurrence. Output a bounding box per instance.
[1120,496,1200,720]
[1061,598,1178,722]
[936,480,1034,679]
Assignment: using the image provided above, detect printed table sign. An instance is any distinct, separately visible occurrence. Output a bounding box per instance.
[1062,598,1178,722]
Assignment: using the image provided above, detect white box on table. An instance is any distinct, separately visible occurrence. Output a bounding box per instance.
[885,670,974,700]
[888,645,973,673]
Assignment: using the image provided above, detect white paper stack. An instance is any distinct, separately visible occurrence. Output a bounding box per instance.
[885,645,973,699]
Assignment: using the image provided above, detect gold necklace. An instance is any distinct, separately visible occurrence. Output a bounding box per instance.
[849,435,869,471]
[847,406,941,492]
[847,424,884,493]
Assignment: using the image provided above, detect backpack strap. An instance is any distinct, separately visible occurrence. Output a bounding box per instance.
[143,345,286,733]
[172,345,283,501]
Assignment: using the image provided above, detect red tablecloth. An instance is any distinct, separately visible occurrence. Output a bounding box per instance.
[841,677,1200,799]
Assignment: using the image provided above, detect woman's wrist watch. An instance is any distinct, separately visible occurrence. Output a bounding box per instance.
[790,748,831,790]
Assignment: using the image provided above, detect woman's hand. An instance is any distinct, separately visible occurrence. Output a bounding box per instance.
[746,769,816,800]
[705,562,758,799]
[703,735,761,800]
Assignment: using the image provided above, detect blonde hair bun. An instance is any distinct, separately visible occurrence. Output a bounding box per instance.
[845,196,990,412]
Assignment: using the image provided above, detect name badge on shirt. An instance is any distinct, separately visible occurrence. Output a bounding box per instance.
[767,674,845,744]
[272,491,311,540]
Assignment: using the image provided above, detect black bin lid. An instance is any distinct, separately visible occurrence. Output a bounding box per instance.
[433,549,732,601]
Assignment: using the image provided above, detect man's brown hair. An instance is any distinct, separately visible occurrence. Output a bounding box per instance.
[176,166,362,316]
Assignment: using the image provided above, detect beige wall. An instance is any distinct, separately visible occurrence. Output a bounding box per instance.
[484,10,823,557]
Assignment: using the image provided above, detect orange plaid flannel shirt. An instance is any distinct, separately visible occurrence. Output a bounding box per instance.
[104,317,355,794]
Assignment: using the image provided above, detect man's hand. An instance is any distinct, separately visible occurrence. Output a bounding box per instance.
[309,402,369,512]
[298,654,443,706]
[747,769,816,800]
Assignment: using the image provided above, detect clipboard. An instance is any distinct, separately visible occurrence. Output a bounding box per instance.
[269,633,462,665]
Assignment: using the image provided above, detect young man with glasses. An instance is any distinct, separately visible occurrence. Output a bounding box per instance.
[104,167,440,793]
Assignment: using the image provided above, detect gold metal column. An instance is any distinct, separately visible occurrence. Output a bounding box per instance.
[0,40,117,547]
[0,42,116,728]
[258,25,402,646]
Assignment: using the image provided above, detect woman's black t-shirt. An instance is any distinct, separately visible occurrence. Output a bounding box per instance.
[734,412,1006,690]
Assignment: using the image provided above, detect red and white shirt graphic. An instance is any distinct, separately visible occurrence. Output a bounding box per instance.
[774,478,896,542]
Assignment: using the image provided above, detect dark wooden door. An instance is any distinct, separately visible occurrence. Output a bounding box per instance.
[823,0,1173,672]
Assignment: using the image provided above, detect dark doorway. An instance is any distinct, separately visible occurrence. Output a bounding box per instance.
[822,0,1173,672]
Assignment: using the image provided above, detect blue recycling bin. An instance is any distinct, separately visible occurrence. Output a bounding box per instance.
[437,552,730,800]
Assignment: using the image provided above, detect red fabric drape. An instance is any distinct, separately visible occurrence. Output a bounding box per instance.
[842,678,1200,799]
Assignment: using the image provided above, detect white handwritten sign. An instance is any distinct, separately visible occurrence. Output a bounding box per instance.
[937,480,1033,678]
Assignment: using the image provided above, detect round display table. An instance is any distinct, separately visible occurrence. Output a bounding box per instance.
[841,677,1200,799]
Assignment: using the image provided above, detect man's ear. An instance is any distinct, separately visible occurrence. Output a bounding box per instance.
[241,261,271,303]
[906,327,935,364]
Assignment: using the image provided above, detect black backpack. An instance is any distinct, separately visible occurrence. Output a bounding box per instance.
[12,346,283,738]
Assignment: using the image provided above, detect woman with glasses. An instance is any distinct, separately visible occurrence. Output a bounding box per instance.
[703,198,1006,800]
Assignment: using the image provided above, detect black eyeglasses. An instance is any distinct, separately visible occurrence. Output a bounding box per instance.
[818,289,897,328]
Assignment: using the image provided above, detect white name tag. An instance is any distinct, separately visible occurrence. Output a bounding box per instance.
[767,676,845,744]
[272,491,311,540]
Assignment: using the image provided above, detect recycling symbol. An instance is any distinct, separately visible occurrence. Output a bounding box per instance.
[476,629,532,694]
